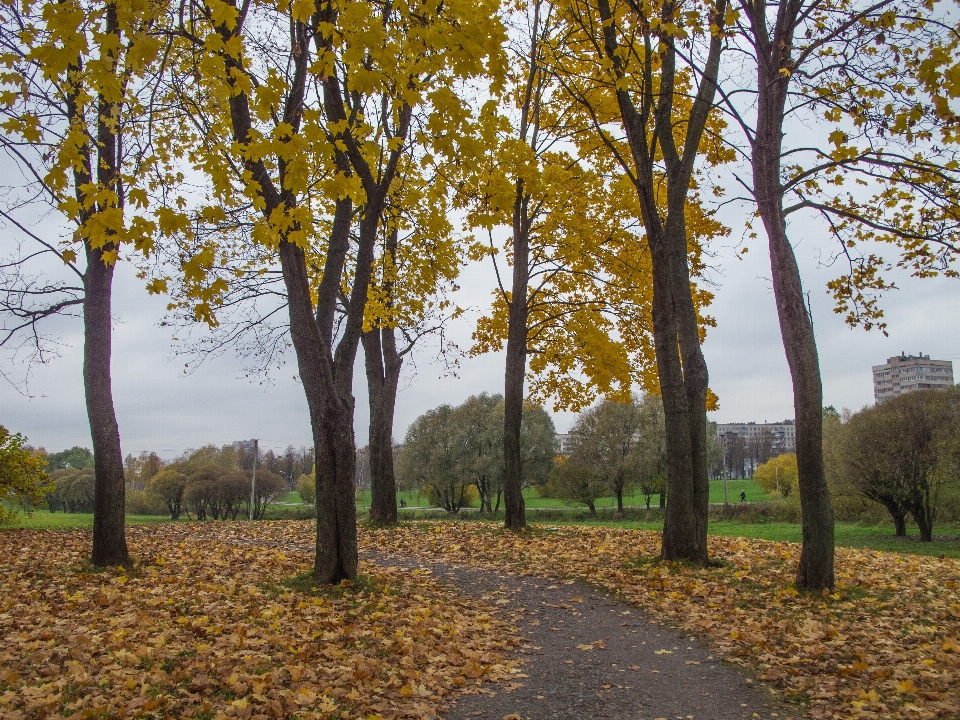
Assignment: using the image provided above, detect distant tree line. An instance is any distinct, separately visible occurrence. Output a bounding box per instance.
[38,443,297,521]
[543,395,671,514]
[396,394,556,513]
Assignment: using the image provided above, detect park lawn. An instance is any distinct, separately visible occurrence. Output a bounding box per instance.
[356,488,436,508]
[367,479,769,511]
[6,510,175,530]
[560,518,960,559]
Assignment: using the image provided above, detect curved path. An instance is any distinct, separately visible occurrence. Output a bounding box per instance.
[363,550,796,720]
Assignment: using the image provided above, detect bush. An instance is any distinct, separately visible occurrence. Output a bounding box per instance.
[49,468,95,513]
[0,426,52,522]
[296,474,316,505]
[125,491,166,516]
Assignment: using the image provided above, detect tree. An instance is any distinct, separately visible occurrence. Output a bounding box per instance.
[248,468,286,520]
[397,405,472,512]
[363,168,467,525]
[1,0,183,566]
[167,0,505,582]
[838,389,959,540]
[146,468,188,520]
[46,447,95,471]
[455,393,505,514]
[0,425,52,522]
[551,0,733,564]
[632,394,668,508]
[519,403,557,492]
[125,451,164,492]
[49,468,96,513]
[754,454,799,498]
[563,399,644,512]
[468,0,695,531]
[729,0,960,588]
[548,455,607,514]
[724,434,747,479]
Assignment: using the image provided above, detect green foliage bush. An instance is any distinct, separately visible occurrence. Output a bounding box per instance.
[125,490,166,516]
[296,474,316,505]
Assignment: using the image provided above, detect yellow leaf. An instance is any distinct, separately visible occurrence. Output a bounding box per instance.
[897,679,917,694]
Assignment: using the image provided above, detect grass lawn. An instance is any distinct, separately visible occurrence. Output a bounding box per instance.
[558,517,960,559]
[5,510,175,530]
[359,479,769,510]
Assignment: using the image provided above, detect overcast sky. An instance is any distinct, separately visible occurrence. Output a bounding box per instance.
[3,196,959,461]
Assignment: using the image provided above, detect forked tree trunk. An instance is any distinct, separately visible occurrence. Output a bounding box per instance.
[278,235,359,583]
[85,244,129,567]
[593,0,723,566]
[364,325,402,524]
[748,1,835,590]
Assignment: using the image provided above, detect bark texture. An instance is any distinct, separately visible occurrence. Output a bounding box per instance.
[85,245,129,567]
[746,0,835,589]
[85,2,128,568]
[363,325,402,525]
[503,178,530,531]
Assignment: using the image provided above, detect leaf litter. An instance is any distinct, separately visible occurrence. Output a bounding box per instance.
[342,520,958,720]
[0,523,520,719]
[4,519,960,720]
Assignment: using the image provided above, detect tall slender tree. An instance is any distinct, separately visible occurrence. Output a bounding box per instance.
[1,0,175,565]
[728,0,960,588]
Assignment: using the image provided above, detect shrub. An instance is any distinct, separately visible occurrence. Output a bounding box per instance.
[296,474,316,505]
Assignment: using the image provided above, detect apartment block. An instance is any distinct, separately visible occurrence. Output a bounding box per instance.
[873,352,954,404]
[715,420,796,454]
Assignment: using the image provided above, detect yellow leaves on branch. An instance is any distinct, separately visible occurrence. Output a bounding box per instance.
[0,523,520,719]
[355,521,960,720]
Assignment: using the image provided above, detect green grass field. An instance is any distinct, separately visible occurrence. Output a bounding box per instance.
[357,479,768,510]
[6,507,959,559]
[5,511,175,530]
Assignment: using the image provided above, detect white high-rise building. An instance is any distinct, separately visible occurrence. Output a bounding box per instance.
[715,421,795,454]
[872,352,954,404]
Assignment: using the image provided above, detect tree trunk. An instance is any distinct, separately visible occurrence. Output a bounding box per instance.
[588,500,596,515]
[892,511,907,537]
[277,230,359,584]
[363,325,402,525]
[503,181,530,531]
[616,484,624,513]
[592,0,722,566]
[650,241,706,564]
[85,244,129,567]
[86,2,128,568]
[913,507,933,541]
[749,5,835,590]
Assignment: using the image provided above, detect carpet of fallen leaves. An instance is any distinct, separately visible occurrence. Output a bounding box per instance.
[331,521,959,720]
[0,523,521,720]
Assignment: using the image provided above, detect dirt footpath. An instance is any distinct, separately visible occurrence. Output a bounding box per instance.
[363,551,796,720]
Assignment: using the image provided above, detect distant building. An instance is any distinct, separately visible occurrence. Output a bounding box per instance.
[715,421,795,454]
[873,352,954,404]
[555,433,575,454]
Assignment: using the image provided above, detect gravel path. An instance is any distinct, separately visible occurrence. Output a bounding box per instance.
[362,550,797,720]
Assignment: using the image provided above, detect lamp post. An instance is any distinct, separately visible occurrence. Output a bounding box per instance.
[249,438,259,521]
